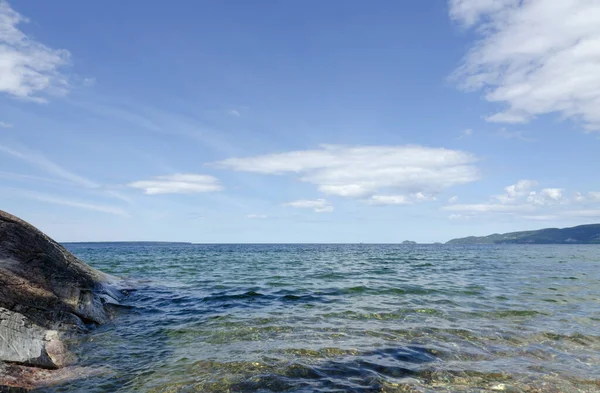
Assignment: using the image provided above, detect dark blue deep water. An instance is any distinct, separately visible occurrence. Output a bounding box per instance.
[43,244,600,393]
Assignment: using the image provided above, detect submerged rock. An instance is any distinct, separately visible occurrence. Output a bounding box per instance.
[0,210,124,388]
[0,362,110,391]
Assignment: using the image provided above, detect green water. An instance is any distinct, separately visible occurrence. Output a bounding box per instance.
[43,244,600,393]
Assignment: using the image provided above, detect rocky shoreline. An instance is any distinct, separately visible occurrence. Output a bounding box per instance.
[0,210,127,391]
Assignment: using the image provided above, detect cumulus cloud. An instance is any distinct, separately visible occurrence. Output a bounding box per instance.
[214,145,479,201]
[444,180,599,220]
[527,188,566,205]
[493,179,537,203]
[450,0,600,130]
[0,1,71,102]
[129,174,223,195]
[283,199,333,213]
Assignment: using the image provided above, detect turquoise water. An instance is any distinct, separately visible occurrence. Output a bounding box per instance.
[44,244,600,392]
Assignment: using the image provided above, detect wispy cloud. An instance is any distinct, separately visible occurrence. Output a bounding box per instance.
[128,173,223,195]
[496,128,536,142]
[246,214,268,219]
[445,203,535,214]
[3,188,127,216]
[0,143,132,203]
[0,1,71,102]
[0,143,97,187]
[459,128,473,138]
[214,145,479,201]
[0,121,13,128]
[82,77,96,87]
[0,170,71,186]
[567,209,600,218]
[283,199,334,213]
[67,98,241,156]
[228,109,241,117]
[589,192,600,201]
[450,0,600,131]
[188,212,205,220]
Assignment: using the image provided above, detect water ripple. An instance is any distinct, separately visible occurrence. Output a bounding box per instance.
[41,243,600,393]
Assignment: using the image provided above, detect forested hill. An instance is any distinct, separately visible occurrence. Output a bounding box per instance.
[446,224,600,244]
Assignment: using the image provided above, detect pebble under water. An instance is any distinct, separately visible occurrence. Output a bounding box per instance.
[42,244,600,393]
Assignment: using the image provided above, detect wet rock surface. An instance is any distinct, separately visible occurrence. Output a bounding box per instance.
[0,210,123,389]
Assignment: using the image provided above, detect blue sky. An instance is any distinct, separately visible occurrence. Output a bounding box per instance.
[1,0,599,243]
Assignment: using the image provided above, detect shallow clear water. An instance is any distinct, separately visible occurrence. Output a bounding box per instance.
[41,244,600,393]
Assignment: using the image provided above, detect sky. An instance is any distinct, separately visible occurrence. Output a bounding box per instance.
[1,0,599,243]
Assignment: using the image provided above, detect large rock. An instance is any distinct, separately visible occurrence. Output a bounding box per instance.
[0,210,123,374]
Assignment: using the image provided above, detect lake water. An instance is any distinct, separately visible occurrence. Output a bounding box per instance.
[43,244,600,393]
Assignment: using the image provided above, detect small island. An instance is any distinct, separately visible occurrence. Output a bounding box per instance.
[402,240,418,245]
[446,224,600,244]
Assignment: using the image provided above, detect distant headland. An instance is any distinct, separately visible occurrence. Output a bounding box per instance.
[446,224,600,244]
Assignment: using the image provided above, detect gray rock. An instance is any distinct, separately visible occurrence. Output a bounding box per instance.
[0,209,123,375]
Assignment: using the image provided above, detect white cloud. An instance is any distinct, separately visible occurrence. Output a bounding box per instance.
[0,121,12,128]
[588,192,600,201]
[574,192,586,202]
[493,179,536,203]
[450,0,600,130]
[443,180,600,220]
[369,195,411,205]
[444,203,534,213]
[128,174,223,195]
[0,1,70,102]
[448,196,459,204]
[415,192,436,201]
[283,199,333,213]
[368,192,436,206]
[3,188,127,216]
[521,214,559,221]
[246,214,267,219]
[215,145,479,200]
[459,128,473,138]
[449,0,518,27]
[228,109,241,117]
[527,188,566,205]
[572,191,600,202]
